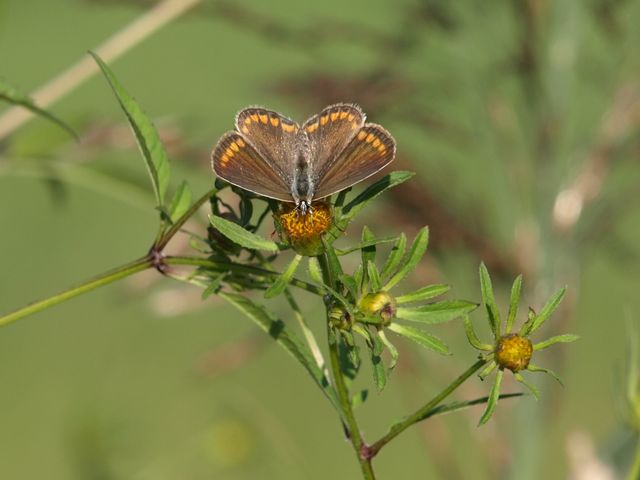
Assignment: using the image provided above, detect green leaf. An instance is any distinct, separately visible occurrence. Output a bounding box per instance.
[209,214,279,252]
[464,315,493,351]
[383,227,429,290]
[527,363,564,385]
[351,389,369,409]
[378,330,399,371]
[264,254,302,298]
[479,262,501,337]
[335,235,397,256]
[479,369,503,425]
[360,227,377,292]
[338,338,359,382]
[514,372,539,400]
[412,393,524,423]
[339,274,358,301]
[396,300,478,324]
[396,284,450,304]
[307,257,324,285]
[90,51,170,210]
[533,334,579,351]
[381,233,407,281]
[169,180,192,222]
[323,283,355,318]
[367,261,382,292]
[201,272,227,300]
[364,329,387,391]
[478,361,497,380]
[388,323,450,355]
[527,286,567,334]
[506,275,523,334]
[326,171,415,242]
[219,292,340,413]
[322,240,345,283]
[0,77,77,139]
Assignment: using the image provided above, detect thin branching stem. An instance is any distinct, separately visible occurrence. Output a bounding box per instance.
[369,358,488,456]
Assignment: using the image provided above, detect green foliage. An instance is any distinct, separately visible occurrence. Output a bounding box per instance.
[0,77,77,139]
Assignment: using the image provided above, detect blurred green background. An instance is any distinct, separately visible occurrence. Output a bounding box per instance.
[1,0,640,478]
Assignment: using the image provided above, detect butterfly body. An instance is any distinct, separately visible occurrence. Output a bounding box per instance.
[212,103,395,213]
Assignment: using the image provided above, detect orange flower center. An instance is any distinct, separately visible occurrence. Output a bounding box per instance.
[495,334,533,372]
[277,202,332,242]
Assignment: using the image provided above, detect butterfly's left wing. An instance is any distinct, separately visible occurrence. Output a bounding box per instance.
[312,123,396,200]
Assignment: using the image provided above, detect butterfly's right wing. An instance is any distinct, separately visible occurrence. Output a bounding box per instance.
[211,131,292,202]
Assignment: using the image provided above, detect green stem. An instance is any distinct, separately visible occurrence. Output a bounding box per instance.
[628,435,640,480]
[319,252,375,479]
[369,358,487,456]
[0,256,152,327]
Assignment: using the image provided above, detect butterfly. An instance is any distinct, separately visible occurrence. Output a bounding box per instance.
[211,103,396,214]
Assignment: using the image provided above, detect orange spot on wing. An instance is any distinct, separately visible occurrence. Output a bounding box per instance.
[347,114,355,121]
[225,148,234,157]
[241,126,249,134]
[366,133,375,143]
[372,138,381,148]
[339,111,348,119]
[237,138,246,147]
[357,131,367,141]
[282,122,295,133]
[221,154,229,164]
[244,117,252,125]
[270,117,280,127]
[259,114,268,124]
[250,114,259,122]
[330,112,339,121]
[306,122,319,133]
[230,142,240,152]
[320,115,329,125]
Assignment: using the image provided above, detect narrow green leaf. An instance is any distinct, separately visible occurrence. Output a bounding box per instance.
[367,261,381,292]
[201,272,227,300]
[264,254,302,298]
[322,240,345,283]
[209,214,279,252]
[360,226,376,292]
[0,77,77,139]
[383,227,429,290]
[528,286,567,334]
[378,330,399,371]
[335,235,397,256]
[342,171,415,218]
[520,307,537,335]
[351,389,369,409]
[514,372,539,400]
[506,275,523,334]
[533,334,579,351]
[326,171,415,242]
[479,369,503,425]
[396,284,450,304]
[396,300,478,324]
[527,363,564,385]
[323,284,355,318]
[479,262,501,337]
[388,323,450,355]
[339,274,358,301]
[338,339,359,382]
[219,292,340,412]
[413,393,524,422]
[464,315,493,351]
[90,51,170,209]
[381,233,406,280]
[307,257,324,285]
[478,361,497,380]
[353,264,364,291]
[169,180,192,222]
[365,329,387,391]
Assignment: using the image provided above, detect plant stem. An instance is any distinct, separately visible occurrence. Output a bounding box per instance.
[0,256,152,327]
[369,358,487,456]
[318,252,376,479]
[628,435,640,480]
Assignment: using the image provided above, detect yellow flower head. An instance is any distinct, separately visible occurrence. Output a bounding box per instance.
[274,201,333,256]
[495,333,533,373]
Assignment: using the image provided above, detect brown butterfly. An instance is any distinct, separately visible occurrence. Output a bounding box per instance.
[211,103,396,214]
